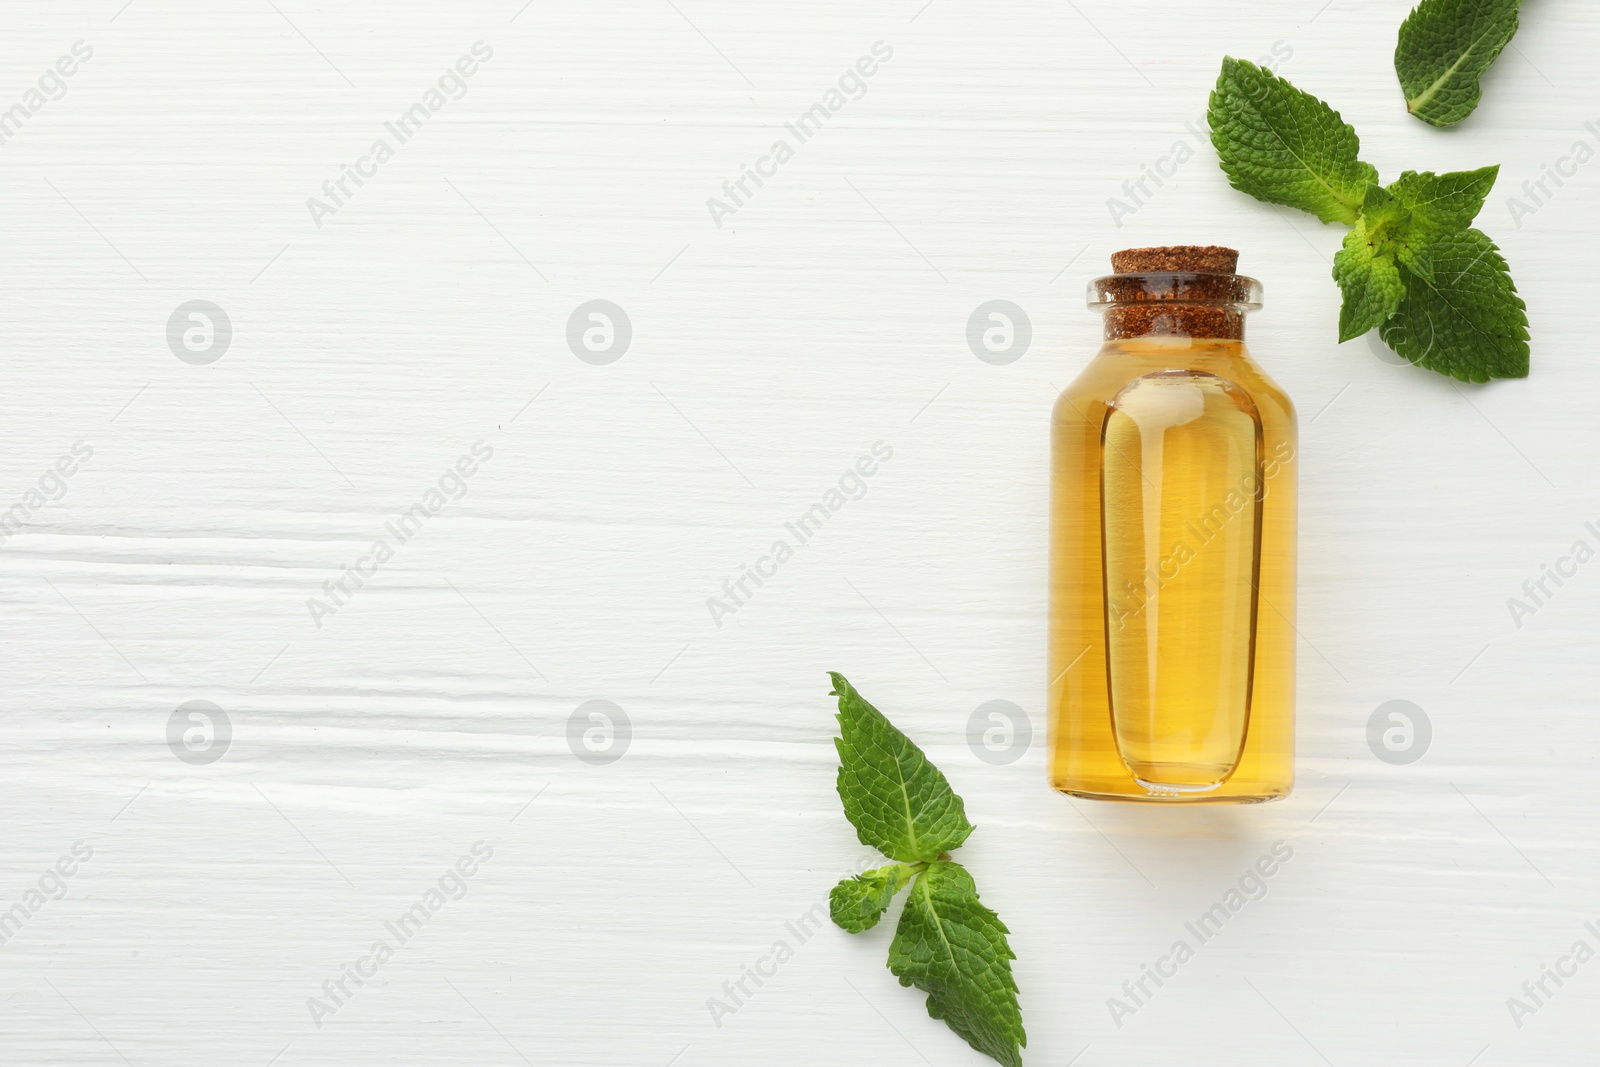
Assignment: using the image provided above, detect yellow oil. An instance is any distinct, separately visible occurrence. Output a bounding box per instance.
[1049,337,1296,802]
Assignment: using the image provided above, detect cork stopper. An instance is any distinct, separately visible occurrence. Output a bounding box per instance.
[1094,245,1256,341]
[1110,245,1239,274]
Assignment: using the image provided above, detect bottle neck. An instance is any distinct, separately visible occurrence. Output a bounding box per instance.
[1090,270,1261,343]
[1103,304,1246,341]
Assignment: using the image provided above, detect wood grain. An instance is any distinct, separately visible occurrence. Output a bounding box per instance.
[1,1,1597,1063]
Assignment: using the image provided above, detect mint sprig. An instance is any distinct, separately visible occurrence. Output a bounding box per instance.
[826,673,1025,1067]
[1208,58,1529,382]
[1396,0,1521,127]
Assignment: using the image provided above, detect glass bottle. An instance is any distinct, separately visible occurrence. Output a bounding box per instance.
[1048,246,1296,802]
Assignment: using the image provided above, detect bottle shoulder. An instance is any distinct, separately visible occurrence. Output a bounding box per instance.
[1057,340,1295,428]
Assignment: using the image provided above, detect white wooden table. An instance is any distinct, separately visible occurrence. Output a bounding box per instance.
[2,1,1596,1063]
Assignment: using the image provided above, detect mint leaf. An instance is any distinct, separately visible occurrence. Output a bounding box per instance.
[888,860,1025,1067]
[825,678,1024,1065]
[1394,229,1440,284]
[1386,166,1500,228]
[831,672,974,863]
[1334,226,1404,343]
[1333,185,1407,341]
[1396,0,1521,127]
[1208,57,1378,225]
[1379,227,1529,381]
[829,864,916,933]
[1377,168,1501,286]
[1357,181,1410,235]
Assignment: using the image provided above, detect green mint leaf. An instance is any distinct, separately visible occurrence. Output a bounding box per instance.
[1396,0,1521,127]
[1395,230,1439,283]
[829,863,917,933]
[1357,181,1411,236]
[888,860,1025,1067]
[830,673,974,863]
[1207,57,1378,225]
[1379,227,1529,382]
[1370,169,1502,288]
[1361,180,1404,221]
[1386,166,1500,229]
[1333,226,1404,343]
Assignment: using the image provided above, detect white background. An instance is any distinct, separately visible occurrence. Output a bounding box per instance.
[2,1,1597,1064]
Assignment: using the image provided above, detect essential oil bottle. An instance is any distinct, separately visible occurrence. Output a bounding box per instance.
[1048,246,1297,802]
